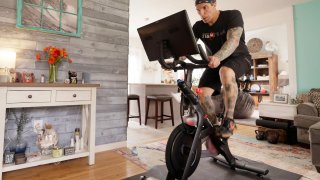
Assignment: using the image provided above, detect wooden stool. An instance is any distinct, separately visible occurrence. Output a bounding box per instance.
[127,94,141,125]
[145,94,174,129]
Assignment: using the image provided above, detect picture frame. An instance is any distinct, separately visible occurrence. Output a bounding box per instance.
[22,71,35,83]
[273,93,288,104]
[3,151,15,164]
[64,147,75,155]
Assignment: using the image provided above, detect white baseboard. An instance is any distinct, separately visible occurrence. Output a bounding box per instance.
[95,141,127,153]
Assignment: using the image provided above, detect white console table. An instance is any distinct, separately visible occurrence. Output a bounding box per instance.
[0,83,99,180]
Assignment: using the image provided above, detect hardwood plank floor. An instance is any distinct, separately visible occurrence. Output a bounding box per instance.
[235,124,256,137]
[3,151,145,180]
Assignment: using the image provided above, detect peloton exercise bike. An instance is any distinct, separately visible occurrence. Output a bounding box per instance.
[137,10,269,180]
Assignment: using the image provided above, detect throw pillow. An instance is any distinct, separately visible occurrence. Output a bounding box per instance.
[310,90,320,116]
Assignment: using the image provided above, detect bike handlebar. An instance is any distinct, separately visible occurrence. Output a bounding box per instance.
[159,44,210,71]
[186,44,209,65]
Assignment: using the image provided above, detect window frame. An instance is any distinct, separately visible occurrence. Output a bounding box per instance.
[16,0,83,37]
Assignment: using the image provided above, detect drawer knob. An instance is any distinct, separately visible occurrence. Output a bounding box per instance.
[73,94,77,98]
[28,95,32,99]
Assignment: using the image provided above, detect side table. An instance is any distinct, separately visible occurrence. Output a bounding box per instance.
[259,102,297,121]
[257,102,298,144]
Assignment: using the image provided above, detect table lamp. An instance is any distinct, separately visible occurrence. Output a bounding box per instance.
[0,49,16,82]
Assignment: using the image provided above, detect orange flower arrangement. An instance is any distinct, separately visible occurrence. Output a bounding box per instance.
[35,46,73,83]
[36,46,72,65]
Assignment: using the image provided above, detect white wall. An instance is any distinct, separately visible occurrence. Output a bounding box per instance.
[244,6,297,97]
[129,2,298,97]
[128,0,199,84]
[246,24,289,73]
[128,37,161,84]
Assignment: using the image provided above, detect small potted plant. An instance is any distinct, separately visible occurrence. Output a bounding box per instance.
[9,109,31,154]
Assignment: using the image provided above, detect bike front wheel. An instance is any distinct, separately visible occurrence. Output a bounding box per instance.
[165,124,201,179]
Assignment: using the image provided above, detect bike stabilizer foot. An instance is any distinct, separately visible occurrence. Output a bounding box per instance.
[212,156,269,176]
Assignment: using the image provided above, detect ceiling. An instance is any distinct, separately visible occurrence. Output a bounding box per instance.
[129,0,309,37]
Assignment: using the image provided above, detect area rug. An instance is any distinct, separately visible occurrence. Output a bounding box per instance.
[115,134,320,180]
[126,157,301,180]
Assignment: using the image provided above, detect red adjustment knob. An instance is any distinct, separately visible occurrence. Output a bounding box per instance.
[195,88,203,95]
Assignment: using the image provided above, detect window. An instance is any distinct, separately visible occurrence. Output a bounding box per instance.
[16,0,82,37]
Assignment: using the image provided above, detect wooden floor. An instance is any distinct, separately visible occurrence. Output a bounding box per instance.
[235,124,256,137]
[3,124,256,180]
[3,151,145,180]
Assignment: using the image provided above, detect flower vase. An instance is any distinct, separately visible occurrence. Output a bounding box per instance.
[9,137,27,154]
[49,64,57,83]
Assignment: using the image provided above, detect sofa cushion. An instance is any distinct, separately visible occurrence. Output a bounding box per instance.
[310,122,320,144]
[310,88,320,92]
[297,92,311,103]
[312,95,320,115]
[297,128,310,144]
[297,102,318,116]
[294,114,320,128]
[310,143,320,165]
[310,88,320,115]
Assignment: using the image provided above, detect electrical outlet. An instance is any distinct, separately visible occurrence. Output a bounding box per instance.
[33,120,43,133]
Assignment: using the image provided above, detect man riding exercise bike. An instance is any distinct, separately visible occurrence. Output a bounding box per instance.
[191,0,253,139]
[137,6,268,180]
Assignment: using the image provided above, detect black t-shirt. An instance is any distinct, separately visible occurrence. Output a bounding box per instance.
[193,10,250,59]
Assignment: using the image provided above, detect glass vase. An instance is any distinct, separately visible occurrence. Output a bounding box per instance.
[49,64,57,83]
[9,137,27,154]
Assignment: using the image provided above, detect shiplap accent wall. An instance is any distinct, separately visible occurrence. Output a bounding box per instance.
[0,0,129,149]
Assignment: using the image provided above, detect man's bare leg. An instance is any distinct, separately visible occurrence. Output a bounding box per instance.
[198,87,219,155]
[219,66,238,137]
[198,87,216,124]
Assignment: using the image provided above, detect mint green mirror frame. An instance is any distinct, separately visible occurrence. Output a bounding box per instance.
[16,0,83,37]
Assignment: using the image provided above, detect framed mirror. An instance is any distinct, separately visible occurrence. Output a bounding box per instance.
[16,0,82,37]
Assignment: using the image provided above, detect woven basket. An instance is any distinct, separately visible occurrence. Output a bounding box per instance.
[257,126,287,143]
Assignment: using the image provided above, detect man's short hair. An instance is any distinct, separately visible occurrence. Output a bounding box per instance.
[195,0,216,5]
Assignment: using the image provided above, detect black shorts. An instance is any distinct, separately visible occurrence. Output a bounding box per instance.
[198,55,252,94]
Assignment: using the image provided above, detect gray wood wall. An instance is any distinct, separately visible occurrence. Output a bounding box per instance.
[1,0,129,150]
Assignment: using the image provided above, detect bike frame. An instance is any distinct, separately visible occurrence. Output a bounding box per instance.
[159,42,268,180]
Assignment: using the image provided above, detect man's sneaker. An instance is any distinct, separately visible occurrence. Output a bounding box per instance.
[219,117,236,138]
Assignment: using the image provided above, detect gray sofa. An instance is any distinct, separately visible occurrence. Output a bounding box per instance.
[293,88,320,172]
[310,122,320,172]
[294,102,320,144]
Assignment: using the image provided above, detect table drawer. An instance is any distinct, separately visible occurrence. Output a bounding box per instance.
[56,90,91,102]
[7,90,52,104]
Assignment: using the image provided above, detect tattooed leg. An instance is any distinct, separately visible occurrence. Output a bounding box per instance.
[201,96,217,124]
[219,67,238,119]
[198,87,217,124]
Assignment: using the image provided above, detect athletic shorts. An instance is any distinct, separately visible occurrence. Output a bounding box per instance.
[198,55,252,94]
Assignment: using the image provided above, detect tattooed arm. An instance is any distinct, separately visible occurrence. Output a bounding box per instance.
[214,27,243,61]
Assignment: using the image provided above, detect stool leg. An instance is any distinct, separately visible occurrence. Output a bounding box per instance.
[145,99,150,126]
[180,101,184,123]
[170,99,174,126]
[127,98,130,123]
[161,101,164,123]
[155,100,158,129]
[137,98,141,125]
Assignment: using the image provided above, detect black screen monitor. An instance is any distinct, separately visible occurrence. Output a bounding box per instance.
[137,10,199,61]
